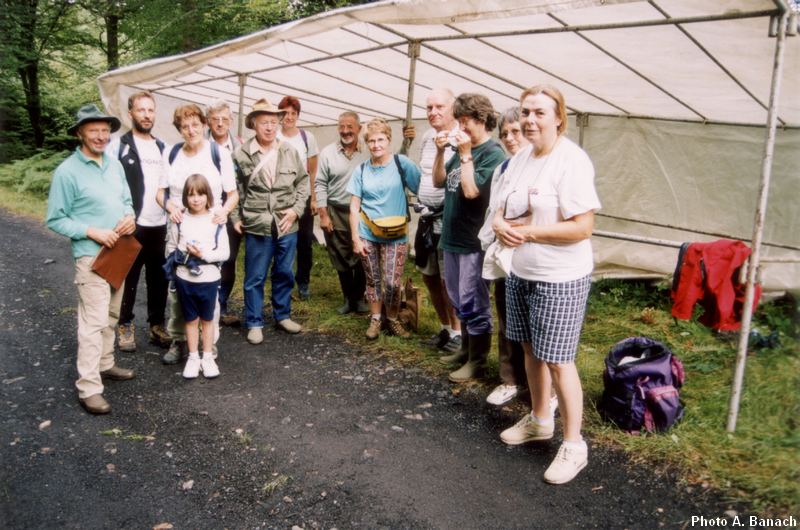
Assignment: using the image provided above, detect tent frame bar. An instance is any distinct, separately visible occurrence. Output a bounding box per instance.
[727,7,790,433]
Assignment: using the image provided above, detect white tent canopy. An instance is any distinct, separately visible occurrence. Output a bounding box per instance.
[98,0,800,292]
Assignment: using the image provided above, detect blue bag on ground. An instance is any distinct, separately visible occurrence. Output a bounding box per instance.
[600,337,686,433]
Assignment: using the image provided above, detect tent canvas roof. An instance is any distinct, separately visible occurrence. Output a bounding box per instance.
[98,0,800,130]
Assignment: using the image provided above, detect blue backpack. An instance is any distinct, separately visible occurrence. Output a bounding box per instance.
[600,337,686,434]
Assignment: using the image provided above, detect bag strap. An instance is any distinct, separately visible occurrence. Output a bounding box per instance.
[299,128,309,151]
[394,154,410,221]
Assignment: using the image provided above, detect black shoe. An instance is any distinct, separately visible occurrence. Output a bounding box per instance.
[423,329,450,349]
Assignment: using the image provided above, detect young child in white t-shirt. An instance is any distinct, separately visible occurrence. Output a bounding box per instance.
[166,174,229,379]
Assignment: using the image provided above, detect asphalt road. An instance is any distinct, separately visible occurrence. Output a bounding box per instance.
[0,210,741,529]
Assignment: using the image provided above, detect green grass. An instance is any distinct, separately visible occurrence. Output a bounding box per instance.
[4,161,797,515]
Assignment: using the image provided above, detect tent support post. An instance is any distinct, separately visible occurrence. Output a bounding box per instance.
[726,10,789,433]
[237,74,247,138]
[402,41,420,153]
[577,113,588,147]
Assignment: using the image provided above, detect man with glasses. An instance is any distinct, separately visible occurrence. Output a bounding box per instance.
[206,101,243,326]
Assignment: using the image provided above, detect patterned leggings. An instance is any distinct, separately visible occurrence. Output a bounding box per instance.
[359,238,408,312]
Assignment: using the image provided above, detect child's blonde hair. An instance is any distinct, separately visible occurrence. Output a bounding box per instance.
[182,174,214,209]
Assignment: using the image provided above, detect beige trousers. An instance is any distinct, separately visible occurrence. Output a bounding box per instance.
[75,256,123,398]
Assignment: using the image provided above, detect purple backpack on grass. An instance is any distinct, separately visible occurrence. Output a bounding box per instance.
[600,337,686,434]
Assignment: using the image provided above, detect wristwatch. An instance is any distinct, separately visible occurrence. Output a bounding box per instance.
[460,154,473,164]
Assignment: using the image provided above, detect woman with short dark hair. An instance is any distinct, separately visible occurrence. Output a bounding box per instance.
[433,93,506,383]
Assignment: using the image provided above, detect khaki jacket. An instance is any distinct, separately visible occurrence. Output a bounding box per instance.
[231,138,309,237]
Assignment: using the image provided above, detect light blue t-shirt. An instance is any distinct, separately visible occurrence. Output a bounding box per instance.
[346,154,420,243]
[46,148,134,259]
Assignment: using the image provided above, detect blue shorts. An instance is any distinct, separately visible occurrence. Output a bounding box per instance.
[174,278,219,322]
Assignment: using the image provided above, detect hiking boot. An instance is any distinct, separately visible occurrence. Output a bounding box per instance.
[276,319,302,334]
[297,283,310,301]
[441,334,462,353]
[183,353,201,379]
[500,413,554,445]
[365,317,382,340]
[543,440,588,485]
[100,365,135,381]
[201,352,220,378]
[487,384,519,406]
[149,324,171,348]
[423,329,450,349]
[220,313,240,327]
[351,300,370,314]
[162,340,186,365]
[336,300,353,315]
[118,323,136,352]
[387,319,410,338]
[247,328,264,345]
[79,394,110,415]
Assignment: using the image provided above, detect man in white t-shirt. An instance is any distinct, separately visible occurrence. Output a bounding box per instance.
[277,96,319,301]
[401,88,463,355]
[106,91,171,354]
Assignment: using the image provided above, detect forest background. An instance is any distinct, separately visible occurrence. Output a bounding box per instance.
[0,0,371,162]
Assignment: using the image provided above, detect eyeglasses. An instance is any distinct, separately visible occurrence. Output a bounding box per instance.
[503,189,532,221]
[209,117,231,124]
[256,120,280,129]
[180,121,203,132]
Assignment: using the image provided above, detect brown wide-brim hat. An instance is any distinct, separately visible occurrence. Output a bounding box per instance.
[245,98,286,129]
[67,103,121,136]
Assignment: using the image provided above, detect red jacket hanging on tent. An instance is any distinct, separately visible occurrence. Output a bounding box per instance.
[671,239,761,331]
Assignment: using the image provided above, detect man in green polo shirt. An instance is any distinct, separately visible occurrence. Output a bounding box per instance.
[46,104,137,415]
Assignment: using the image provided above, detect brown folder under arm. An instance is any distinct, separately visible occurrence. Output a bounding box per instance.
[91,234,142,290]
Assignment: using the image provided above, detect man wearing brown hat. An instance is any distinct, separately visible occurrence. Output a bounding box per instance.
[46,103,137,414]
[231,98,309,343]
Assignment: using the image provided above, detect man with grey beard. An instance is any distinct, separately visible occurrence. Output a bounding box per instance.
[315,111,370,314]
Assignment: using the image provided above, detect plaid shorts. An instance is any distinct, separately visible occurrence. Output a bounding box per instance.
[505,273,591,364]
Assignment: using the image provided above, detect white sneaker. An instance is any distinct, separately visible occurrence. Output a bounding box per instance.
[543,440,588,485]
[183,353,201,379]
[486,384,519,406]
[201,353,220,378]
[247,327,263,344]
[500,413,554,445]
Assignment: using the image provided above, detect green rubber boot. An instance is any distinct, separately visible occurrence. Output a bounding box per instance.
[439,332,468,364]
[448,333,491,383]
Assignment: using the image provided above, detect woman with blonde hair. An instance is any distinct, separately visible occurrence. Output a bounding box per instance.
[347,118,421,340]
[493,85,601,485]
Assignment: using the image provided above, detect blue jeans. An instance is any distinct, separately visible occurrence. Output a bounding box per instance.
[243,231,298,328]
[443,250,493,336]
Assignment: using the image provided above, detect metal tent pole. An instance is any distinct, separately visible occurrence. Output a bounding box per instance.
[402,41,420,154]
[726,11,789,433]
[237,74,247,138]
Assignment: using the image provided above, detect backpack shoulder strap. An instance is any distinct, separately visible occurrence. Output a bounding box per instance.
[156,139,165,154]
[212,223,224,250]
[210,141,222,174]
[168,143,184,165]
[300,129,308,151]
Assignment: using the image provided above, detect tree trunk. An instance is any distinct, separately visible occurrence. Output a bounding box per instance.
[18,61,44,148]
[105,13,119,70]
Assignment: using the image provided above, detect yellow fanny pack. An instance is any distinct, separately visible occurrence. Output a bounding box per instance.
[360,211,408,239]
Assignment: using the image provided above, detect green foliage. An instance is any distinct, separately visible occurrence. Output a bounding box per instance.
[0,150,69,197]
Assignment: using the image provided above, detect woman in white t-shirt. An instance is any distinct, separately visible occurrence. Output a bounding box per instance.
[156,104,239,364]
[492,85,601,485]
